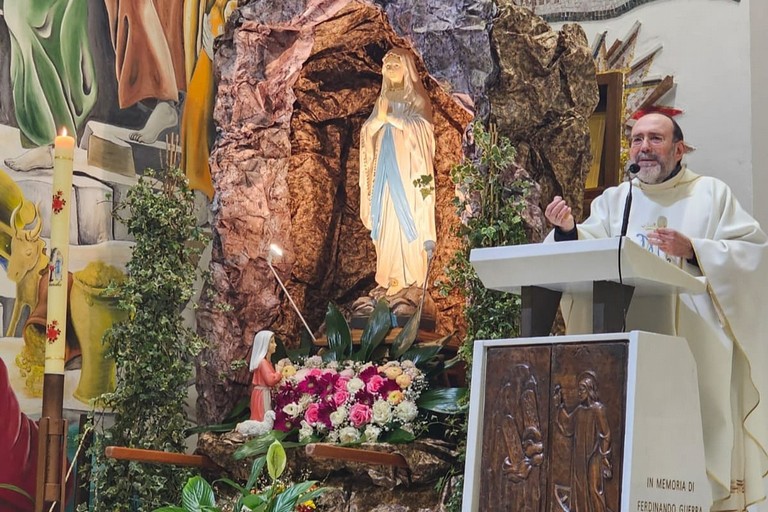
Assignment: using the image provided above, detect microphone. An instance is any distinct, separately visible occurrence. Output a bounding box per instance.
[619,163,640,237]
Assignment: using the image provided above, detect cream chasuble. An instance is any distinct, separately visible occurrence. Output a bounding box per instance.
[549,167,768,511]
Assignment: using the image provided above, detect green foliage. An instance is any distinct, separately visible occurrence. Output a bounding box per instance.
[324,302,353,361]
[85,167,209,511]
[153,441,325,512]
[356,299,391,362]
[322,300,453,365]
[417,387,468,415]
[441,122,530,359]
[234,430,306,461]
[266,441,287,482]
[439,123,532,511]
[413,174,435,199]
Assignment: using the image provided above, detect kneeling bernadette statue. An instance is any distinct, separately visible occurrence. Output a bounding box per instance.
[235,330,282,436]
[359,48,436,299]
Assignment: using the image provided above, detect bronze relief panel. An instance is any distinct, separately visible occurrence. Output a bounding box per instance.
[549,341,628,512]
[479,345,552,512]
[477,340,628,511]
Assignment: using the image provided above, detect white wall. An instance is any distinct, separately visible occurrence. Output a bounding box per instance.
[553,0,760,220]
[751,0,768,228]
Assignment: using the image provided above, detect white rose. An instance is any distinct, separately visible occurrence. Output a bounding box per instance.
[326,360,339,370]
[282,402,301,418]
[347,377,365,393]
[400,360,416,369]
[395,401,419,422]
[339,426,361,444]
[330,407,347,427]
[364,425,382,442]
[372,400,392,425]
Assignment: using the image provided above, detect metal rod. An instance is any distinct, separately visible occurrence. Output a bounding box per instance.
[267,260,317,342]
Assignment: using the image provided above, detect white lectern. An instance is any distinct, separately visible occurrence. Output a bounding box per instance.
[462,238,712,512]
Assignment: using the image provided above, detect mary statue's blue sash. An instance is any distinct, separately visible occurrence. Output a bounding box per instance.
[370,124,418,243]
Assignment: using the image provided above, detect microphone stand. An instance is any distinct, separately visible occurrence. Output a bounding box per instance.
[620,163,640,237]
[617,163,640,331]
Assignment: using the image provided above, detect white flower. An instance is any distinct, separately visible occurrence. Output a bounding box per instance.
[405,367,421,379]
[339,426,361,444]
[347,377,365,393]
[282,402,301,418]
[327,431,339,443]
[330,407,347,427]
[298,393,313,408]
[305,355,323,368]
[364,425,382,442]
[298,420,314,442]
[326,360,339,370]
[372,400,392,425]
[395,400,419,422]
[400,360,416,369]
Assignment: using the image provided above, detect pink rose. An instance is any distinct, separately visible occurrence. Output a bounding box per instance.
[333,389,350,407]
[335,377,349,392]
[307,368,323,378]
[340,368,355,379]
[366,375,386,394]
[349,403,372,428]
[304,403,321,424]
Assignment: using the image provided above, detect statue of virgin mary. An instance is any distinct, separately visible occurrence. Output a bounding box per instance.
[359,49,436,298]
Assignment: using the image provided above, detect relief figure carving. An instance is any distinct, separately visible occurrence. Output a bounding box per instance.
[500,364,545,483]
[553,371,613,512]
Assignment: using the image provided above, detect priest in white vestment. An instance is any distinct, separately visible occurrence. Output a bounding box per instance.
[545,113,768,511]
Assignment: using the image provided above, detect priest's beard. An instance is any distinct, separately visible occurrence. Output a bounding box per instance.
[636,148,677,184]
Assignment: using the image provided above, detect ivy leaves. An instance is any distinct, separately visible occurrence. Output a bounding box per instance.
[89,167,208,511]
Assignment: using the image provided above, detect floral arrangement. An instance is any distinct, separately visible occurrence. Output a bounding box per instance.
[272,356,427,444]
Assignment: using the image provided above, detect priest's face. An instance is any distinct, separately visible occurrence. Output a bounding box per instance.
[629,114,685,184]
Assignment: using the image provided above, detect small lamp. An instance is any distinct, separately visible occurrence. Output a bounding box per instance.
[266,244,317,342]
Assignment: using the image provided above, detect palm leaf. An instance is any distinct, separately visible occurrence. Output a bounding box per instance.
[417,387,468,414]
[357,298,391,361]
[389,304,422,359]
[324,302,351,361]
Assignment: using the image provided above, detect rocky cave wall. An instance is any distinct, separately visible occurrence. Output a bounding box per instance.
[195,0,597,424]
[196,0,473,423]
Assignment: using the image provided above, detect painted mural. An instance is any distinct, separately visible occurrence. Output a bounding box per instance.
[515,0,739,22]
[0,0,227,414]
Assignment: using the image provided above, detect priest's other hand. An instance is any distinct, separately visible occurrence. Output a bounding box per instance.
[545,196,575,232]
[647,228,694,259]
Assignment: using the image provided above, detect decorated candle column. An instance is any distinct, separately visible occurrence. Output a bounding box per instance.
[36,129,75,512]
[45,130,74,374]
